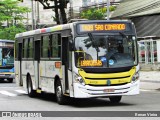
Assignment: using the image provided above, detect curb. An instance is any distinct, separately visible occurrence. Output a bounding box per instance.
[140,80,160,83]
[140,88,160,91]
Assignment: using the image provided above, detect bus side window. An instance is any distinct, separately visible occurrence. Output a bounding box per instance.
[41,35,50,58]
[15,40,18,60]
[28,38,34,58]
[18,43,22,60]
[22,38,28,58]
[51,34,61,58]
[48,35,54,58]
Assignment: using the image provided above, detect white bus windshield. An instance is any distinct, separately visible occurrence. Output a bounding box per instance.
[75,34,137,68]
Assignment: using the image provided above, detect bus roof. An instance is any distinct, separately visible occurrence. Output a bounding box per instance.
[72,20,132,23]
[15,20,133,38]
[15,23,71,38]
[0,39,14,43]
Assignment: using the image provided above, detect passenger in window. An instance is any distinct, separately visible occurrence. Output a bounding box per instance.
[117,43,124,53]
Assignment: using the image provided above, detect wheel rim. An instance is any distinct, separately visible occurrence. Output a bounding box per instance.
[56,86,62,101]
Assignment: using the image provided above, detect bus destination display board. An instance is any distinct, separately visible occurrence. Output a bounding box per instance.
[77,23,128,34]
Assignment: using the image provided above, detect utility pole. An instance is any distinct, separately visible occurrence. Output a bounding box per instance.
[37,1,40,24]
[69,0,73,19]
[107,0,110,20]
[31,0,36,30]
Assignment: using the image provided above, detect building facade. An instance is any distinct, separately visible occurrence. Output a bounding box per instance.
[111,0,160,70]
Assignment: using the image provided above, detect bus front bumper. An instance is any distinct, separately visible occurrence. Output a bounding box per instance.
[0,73,15,79]
[73,80,139,98]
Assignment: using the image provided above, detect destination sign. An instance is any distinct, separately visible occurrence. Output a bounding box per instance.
[78,23,127,33]
[80,60,102,67]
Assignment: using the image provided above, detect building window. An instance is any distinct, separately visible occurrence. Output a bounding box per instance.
[138,40,157,64]
[153,41,157,62]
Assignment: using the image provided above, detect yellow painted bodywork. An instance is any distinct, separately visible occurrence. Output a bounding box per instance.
[0,72,14,74]
[36,89,42,93]
[78,67,136,85]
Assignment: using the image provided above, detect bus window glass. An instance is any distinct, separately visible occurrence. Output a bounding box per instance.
[58,34,61,57]
[41,35,50,58]
[75,35,137,68]
[0,48,2,65]
[51,34,61,58]
[23,39,28,58]
[15,40,18,59]
[28,38,33,58]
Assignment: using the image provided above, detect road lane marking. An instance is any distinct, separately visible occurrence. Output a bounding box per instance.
[15,89,27,94]
[140,89,151,92]
[0,90,17,97]
[140,89,159,93]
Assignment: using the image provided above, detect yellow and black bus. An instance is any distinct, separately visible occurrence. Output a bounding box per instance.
[15,20,139,104]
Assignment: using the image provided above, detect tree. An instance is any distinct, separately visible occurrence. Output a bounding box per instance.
[80,6,116,20]
[37,0,69,24]
[0,0,30,40]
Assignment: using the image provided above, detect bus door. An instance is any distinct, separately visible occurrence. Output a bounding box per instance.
[34,40,40,89]
[62,37,73,96]
[18,43,23,86]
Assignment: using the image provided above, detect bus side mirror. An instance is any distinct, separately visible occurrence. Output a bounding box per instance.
[69,40,74,51]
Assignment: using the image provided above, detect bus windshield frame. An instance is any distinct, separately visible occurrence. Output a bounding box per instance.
[74,33,138,69]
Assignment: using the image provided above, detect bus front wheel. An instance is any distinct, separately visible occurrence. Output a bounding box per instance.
[27,76,36,97]
[109,96,122,103]
[55,80,66,105]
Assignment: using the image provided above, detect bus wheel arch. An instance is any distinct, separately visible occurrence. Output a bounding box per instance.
[54,75,66,105]
[26,73,36,97]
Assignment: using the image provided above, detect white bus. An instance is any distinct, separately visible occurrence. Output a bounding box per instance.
[15,20,139,104]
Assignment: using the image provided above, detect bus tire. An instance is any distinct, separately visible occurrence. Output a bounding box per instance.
[109,96,122,103]
[55,80,66,105]
[8,78,13,83]
[27,75,36,97]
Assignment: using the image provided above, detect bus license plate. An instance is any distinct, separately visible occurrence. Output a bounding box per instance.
[103,89,115,93]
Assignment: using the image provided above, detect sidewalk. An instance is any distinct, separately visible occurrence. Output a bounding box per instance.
[139,71,160,91]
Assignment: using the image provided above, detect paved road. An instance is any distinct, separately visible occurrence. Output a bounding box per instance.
[0,82,160,111]
[0,81,159,120]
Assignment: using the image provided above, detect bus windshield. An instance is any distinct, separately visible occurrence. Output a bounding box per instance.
[75,34,137,68]
[0,47,14,66]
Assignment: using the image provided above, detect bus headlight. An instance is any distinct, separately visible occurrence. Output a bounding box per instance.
[132,71,139,82]
[73,73,85,86]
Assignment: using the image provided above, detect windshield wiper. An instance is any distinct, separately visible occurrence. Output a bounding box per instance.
[88,33,99,60]
[119,32,128,39]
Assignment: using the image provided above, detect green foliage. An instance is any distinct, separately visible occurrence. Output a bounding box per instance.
[0,0,30,40]
[80,6,116,20]
[0,24,26,40]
